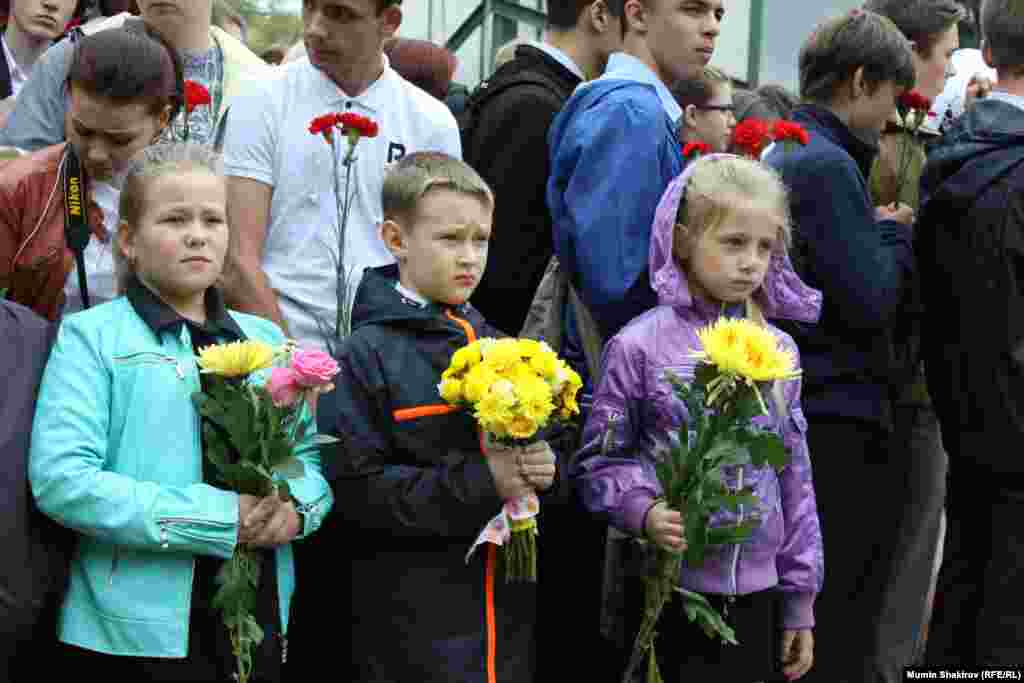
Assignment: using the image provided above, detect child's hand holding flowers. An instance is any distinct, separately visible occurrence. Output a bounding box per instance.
[485,440,556,499]
[645,501,687,553]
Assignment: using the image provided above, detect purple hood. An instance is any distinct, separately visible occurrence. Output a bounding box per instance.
[649,154,822,323]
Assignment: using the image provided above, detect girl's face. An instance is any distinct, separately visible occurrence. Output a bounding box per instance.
[119,170,228,317]
[684,83,736,153]
[914,24,960,102]
[676,195,784,305]
[66,84,170,182]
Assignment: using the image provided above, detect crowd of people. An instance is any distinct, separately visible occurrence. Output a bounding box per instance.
[1,0,1022,681]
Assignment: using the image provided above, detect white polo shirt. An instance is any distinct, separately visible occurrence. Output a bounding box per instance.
[223,55,461,350]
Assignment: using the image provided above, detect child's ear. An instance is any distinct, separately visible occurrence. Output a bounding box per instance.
[683,104,699,131]
[850,66,868,99]
[118,220,136,266]
[380,219,408,263]
[673,222,692,262]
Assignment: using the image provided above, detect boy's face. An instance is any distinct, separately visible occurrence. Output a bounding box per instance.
[849,78,904,137]
[12,0,78,41]
[676,194,782,305]
[684,82,735,152]
[120,170,229,313]
[303,0,401,82]
[914,24,959,102]
[642,0,724,84]
[385,188,492,307]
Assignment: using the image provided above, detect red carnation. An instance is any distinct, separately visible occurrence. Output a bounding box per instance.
[898,90,932,113]
[771,120,810,146]
[338,112,380,138]
[682,141,711,160]
[731,118,771,159]
[309,112,341,143]
[184,80,212,114]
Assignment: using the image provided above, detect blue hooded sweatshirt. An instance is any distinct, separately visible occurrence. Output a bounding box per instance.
[546,55,684,344]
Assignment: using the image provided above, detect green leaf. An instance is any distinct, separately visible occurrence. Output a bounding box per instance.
[741,431,789,470]
[676,588,739,645]
[655,459,674,492]
[693,362,718,392]
[706,519,760,546]
[705,440,751,470]
[730,387,762,423]
[0,287,8,299]
[272,457,306,479]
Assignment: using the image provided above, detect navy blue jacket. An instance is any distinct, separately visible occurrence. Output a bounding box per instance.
[765,105,915,428]
[0,300,70,676]
[307,265,558,682]
[918,97,1024,481]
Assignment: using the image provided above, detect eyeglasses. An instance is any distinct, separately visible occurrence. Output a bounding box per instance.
[695,104,736,113]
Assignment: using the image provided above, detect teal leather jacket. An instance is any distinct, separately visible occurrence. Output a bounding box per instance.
[29,298,333,657]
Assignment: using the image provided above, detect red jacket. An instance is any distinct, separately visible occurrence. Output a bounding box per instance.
[0,143,108,320]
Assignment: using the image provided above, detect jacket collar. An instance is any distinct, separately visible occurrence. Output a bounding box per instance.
[524,42,585,82]
[792,104,879,180]
[126,275,245,342]
[600,52,681,123]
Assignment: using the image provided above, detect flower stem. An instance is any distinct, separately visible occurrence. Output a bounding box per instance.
[621,547,681,683]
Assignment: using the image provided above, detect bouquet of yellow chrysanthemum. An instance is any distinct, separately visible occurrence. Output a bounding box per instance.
[439,337,582,582]
[192,341,339,683]
[623,317,799,683]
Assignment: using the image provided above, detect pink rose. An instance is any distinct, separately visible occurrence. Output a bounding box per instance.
[268,367,303,407]
[291,348,340,387]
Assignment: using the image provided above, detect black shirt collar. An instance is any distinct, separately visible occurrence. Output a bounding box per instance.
[126,275,246,342]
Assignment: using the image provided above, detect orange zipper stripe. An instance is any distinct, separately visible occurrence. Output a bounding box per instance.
[486,543,497,683]
[392,404,459,422]
[446,308,478,344]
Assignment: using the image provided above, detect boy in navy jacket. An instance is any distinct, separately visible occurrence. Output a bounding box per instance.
[309,152,560,683]
[764,10,918,683]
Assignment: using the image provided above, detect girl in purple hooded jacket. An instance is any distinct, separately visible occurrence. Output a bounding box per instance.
[573,155,824,682]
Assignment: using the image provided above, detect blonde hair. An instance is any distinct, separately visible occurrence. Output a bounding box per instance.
[382,152,493,226]
[676,155,792,249]
[116,143,225,288]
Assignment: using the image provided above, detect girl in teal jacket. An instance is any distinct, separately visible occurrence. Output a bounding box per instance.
[29,142,332,680]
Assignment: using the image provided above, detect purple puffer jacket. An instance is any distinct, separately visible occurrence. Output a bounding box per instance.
[572,157,825,629]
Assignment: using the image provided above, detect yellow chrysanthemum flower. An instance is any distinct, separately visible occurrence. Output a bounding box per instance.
[529,347,560,380]
[450,342,483,374]
[507,414,540,440]
[516,338,545,360]
[464,364,499,404]
[483,338,524,373]
[476,392,515,434]
[197,340,276,377]
[438,377,463,403]
[694,318,799,383]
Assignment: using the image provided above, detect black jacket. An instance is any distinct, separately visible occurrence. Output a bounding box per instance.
[310,265,541,683]
[918,98,1024,482]
[0,300,71,675]
[464,44,582,336]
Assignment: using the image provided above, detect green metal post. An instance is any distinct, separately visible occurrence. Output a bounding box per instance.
[747,0,764,88]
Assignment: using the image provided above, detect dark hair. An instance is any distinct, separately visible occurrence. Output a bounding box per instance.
[733,84,799,123]
[547,0,626,30]
[67,25,183,122]
[981,0,1024,73]
[800,10,915,104]
[670,66,731,110]
[862,0,966,57]
[384,38,457,101]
